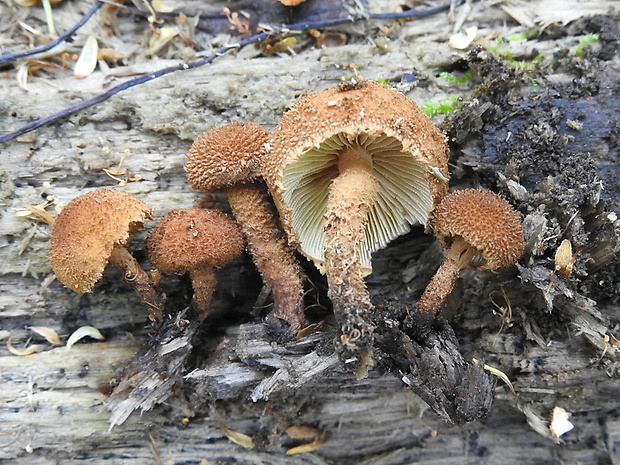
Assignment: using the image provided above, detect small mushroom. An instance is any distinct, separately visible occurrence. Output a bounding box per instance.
[146,208,244,319]
[415,188,524,328]
[49,188,163,320]
[185,122,307,332]
[262,80,450,375]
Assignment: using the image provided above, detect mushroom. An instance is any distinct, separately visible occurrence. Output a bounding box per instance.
[414,188,524,329]
[49,188,163,320]
[146,208,244,319]
[185,122,307,332]
[262,80,450,375]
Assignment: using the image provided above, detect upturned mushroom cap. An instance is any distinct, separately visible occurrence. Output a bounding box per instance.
[185,122,270,191]
[431,189,524,270]
[147,208,244,273]
[262,80,450,272]
[50,188,152,294]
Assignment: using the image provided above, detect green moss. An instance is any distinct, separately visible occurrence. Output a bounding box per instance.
[374,77,393,87]
[506,28,538,41]
[575,33,600,57]
[439,70,473,85]
[420,97,461,118]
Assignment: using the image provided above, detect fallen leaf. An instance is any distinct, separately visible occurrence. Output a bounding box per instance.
[66,326,105,350]
[285,425,323,439]
[449,26,478,50]
[473,358,518,396]
[7,336,41,356]
[286,438,328,455]
[217,424,255,449]
[74,35,99,79]
[29,326,61,345]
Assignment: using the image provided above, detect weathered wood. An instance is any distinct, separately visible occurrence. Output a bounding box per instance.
[1,0,620,464]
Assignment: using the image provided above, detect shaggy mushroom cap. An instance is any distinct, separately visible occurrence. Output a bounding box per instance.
[50,188,152,294]
[147,209,244,273]
[185,122,269,191]
[431,188,524,270]
[263,80,450,272]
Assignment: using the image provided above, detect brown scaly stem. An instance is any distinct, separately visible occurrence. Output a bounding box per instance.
[412,236,476,333]
[226,182,306,333]
[323,144,380,378]
[189,267,217,322]
[109,244,164,322]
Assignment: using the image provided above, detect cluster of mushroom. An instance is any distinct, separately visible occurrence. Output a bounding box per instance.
[49,79,524,378]
[49,189,245,323]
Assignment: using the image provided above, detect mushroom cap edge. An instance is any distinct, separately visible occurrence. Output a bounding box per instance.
[49,188,153,293]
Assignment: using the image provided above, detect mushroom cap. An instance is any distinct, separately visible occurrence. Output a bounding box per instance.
[50,188,153,293]
[147,208,244,274]
[431,189,524,270]
[185,122,270,191]
[262,80,450,271]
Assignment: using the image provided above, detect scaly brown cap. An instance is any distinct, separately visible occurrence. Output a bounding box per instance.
[50,188,152,293]
[431,188,524,270]
[147,208,244,273]
[262,80,450,271]
[185,122,270,191]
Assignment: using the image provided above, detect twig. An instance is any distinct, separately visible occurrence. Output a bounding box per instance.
[0,1,104,65]
[0,0,464,144]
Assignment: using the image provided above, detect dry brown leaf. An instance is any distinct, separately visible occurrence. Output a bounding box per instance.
[74,36,99,79]
[286,438,328,455]
[66,326,105,350]
[29,326,61,345]
[285,425,323,439]
[7,336,41,356]
[217,424,255,449]
[146,26,178,56]
[15,204,56,226]
[449,26,478,50]
[473,358,518,396]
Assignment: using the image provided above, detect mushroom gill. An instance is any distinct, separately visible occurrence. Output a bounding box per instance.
[282,130,434,273]
[263,80,450,375]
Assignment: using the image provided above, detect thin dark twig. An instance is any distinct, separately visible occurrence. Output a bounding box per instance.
[0,1,104,65]
[0,0,463,144]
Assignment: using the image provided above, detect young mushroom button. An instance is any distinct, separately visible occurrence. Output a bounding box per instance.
[414,188,524,330]
[147,208,244,320]
[185,122,307,333]
[49,188,163,321]
[262,80,450,377]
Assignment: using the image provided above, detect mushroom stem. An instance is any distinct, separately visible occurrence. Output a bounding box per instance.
[109,244,164,321]
[226,182,306,332]
[189,267,217,321]
[324,144,380,375]
[415,236,476,321]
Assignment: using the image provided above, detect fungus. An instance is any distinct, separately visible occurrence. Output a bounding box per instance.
[415,188,524,327]
[185,122,307,332]
[49,188,163,320]
[262,80,450,375]
[147,208,244,319]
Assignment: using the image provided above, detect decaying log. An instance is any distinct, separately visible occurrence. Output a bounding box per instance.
[1,0,620,464]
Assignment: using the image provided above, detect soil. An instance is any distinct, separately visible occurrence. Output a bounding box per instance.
[0,1,619,464]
